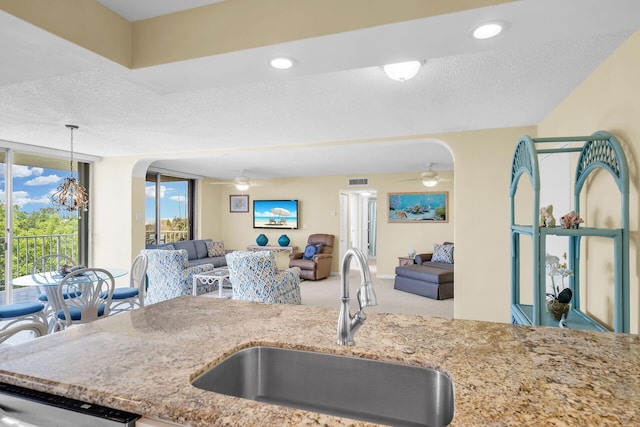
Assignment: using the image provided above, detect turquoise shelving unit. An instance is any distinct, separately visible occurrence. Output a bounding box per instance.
[509,131,630,333]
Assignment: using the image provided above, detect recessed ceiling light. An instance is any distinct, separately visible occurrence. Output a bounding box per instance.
[473,23,503,40]
[269,57,295,70]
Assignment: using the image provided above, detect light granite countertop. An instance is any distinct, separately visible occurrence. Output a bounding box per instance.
[0,297,639,426]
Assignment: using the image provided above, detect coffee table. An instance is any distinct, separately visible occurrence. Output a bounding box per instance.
[192,268,231,298]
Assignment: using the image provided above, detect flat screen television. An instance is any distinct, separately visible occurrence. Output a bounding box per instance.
[253,199,299,229]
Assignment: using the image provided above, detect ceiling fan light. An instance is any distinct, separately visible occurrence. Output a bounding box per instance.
[382,60,422,81]
[235,182,250,191]
[422,177,438,187]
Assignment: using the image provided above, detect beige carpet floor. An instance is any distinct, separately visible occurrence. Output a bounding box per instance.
[299,261,453,319]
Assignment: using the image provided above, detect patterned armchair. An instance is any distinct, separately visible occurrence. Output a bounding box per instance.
[141,249,215,305]
[225,251,302,304]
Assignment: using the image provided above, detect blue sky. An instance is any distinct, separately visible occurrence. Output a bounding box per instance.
[0,164,187,221]
[0,164,65,213]
[144,182,189,223]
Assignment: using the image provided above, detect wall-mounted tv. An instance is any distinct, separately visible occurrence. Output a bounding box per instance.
[253,199,299,229]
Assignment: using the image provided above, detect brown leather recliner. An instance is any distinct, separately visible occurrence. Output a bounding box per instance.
[289,234,335,280]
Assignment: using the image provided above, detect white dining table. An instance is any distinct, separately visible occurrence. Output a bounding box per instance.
[12,268,128,331]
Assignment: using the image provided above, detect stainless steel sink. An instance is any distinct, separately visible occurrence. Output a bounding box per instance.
[192,346,455,427]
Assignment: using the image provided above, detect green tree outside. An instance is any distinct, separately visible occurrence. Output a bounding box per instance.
[0,203,78,290]
[145,216,189,244]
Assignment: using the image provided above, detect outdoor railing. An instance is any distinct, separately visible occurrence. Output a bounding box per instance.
[1,231,189,291]
[145,230,189,246]
[0,234,78,291]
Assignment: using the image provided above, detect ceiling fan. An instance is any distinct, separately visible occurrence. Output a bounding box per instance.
[402,163,445,187]
[210,170,256,191]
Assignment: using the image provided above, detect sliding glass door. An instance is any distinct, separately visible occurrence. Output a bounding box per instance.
[145,172,194,246]
[1,149,88,304]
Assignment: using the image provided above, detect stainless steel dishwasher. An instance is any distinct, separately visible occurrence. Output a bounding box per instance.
[0,382,139,426]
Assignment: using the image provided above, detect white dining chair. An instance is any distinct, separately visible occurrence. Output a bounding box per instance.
[55,268,115,330]
[31,254,77,317]
[109,254,148,314]
[0,321,48,345]
[0,303,48,336]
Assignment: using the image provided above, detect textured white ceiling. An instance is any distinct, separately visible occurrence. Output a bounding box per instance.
[1,0,639,181]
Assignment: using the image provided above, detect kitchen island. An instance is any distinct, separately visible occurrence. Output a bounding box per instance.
[0,296,638,426]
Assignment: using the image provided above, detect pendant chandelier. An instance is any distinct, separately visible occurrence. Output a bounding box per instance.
[51,124,89,212]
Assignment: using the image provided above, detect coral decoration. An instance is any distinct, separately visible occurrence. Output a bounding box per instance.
[560,210,584,229]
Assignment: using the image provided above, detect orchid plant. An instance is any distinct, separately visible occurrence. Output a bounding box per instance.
[545,253,573,300]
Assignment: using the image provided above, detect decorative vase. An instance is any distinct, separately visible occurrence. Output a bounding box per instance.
[546,299,570,321]
[278,234,290,247]
[256,234,268,246]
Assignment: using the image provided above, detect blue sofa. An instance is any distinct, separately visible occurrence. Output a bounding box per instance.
[146,239,229,267]
[393,244,454,300]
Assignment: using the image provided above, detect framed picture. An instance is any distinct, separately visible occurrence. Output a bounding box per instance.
[229,195,249,213]
[388,191,448,223]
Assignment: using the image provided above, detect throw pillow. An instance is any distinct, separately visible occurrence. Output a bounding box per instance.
[314,243,324,254]
[303,244,318,260]
[194,240,209,259]
[173,240,197,260]
[432,243,454,264]
[206,240,225,257]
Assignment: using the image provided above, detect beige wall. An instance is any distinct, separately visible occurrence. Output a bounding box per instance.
[442,127,537,321]
[197,179,223,240]
[91,156,143,287]
[538,29,640,333]
[204,170,456,275]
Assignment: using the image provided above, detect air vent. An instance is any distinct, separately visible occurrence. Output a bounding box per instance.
[348,178,369,186]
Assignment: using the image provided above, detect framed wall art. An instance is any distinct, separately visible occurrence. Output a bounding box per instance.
[229,195,249,213]
[388,191,448,223]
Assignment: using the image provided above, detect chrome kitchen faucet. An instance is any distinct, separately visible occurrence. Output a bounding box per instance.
[337,248,377,345]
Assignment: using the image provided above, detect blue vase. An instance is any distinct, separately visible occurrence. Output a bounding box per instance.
[256,234,268,246]
[278,234,290,247]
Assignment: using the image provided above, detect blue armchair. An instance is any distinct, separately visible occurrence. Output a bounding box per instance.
[141,249,215,305]
[225,251,301,304]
